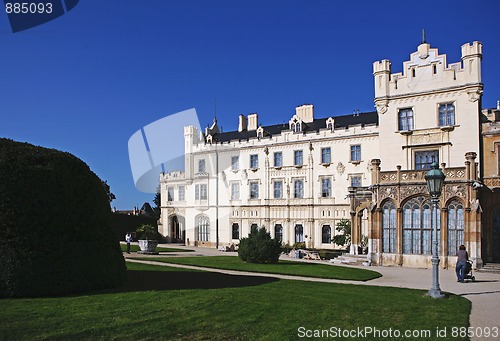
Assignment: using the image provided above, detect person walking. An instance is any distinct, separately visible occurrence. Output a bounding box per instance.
[125,233,132,254]
[455,244,468,283]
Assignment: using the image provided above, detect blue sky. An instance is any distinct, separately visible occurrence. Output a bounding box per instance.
[1,0,499,209]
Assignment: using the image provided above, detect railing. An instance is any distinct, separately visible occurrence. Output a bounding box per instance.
[379,167,467,184]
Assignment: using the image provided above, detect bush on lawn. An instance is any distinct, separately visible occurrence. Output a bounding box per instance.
[238,226,282,264]
[0,138,127,297]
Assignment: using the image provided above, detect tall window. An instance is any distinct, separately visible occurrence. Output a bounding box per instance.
[321,147,331,164]
[415,150,439,170]
[178,186,185,201]
[196,215,210,241]
[294,150,303,166]
[321,178,331,197]
[275,224,283,242]
[439,103,455,126]
[232,223,240,239]
[195,184,208,200]
[398,108,414,131]
[167,187,174,201]
[250,154,258,169]
[402,196,440,255]
[231,182,240,200]
[274,181,283,199]
[382,201,396,253]
[294,179,303,198]
[274,152,283,167]
[351,176,362,187]
[350,145,361,162]
[322,225,331,243]
[198,159,206,173]
[447,200,464,256]
[231,156,239,171]
[250,181,259,199]
[295,224,304,243]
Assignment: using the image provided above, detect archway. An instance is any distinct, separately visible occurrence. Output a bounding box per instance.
[170,215,185,243]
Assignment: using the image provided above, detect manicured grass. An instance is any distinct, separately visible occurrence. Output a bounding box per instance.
[132,255,382,281]
[0,262,470,340]
[120,244,193,253]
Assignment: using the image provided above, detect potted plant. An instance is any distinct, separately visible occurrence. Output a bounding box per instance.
[136,224,159,254]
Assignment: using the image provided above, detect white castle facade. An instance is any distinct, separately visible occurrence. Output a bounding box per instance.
[159,39,489,268]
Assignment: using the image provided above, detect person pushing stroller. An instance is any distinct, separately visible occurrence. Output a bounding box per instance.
[455,244,468,283]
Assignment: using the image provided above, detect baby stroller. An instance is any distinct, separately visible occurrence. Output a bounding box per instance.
[464,260,475,282]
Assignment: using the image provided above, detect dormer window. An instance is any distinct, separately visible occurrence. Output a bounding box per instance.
[289,116,302,133]
[206,134,212,144]
[326,117,334,130]
[256,126,264,139]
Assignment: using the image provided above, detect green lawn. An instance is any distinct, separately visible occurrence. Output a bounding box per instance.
[132,255,382,281]
[0,262,470,340]
[120,244,193,253]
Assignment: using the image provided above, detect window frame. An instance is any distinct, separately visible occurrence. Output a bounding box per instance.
[398,108,414,131]
[198,159,206,173]
[178,186,185,201]
[249,181,259,199]
[250,154,259,169]
[294,150,303,166]
[294,179,304,198]
[414,150,439,170]
[273,180,283,199]
[274,151,283,168]
[230,182,240,200]
[231,156,239,171]
[321,147,331,164]
[350,144,361,162]
[321,177,331,197]
[438,102,455,127]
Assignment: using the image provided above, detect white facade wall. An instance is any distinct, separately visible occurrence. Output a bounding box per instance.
[160,108,379,249]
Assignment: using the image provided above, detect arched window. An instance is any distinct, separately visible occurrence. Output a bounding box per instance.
[322,225,331,244]
[402,196,440,255]
[382,201,396,253]
[295,224,303,243]
[196,215,210,242]
[232,223,240,240]
[447,200,464,256]
[275,224,283,242]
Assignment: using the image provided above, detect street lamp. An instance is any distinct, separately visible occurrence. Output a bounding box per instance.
[425,162,446,299]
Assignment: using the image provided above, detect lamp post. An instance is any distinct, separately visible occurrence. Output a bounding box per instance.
[425,162,446,299]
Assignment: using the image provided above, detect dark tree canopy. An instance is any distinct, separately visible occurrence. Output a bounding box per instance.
[238,226,282,264]
[0,138,127,297]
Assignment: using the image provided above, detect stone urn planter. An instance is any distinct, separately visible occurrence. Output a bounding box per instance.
[138,239,159,255]
[136,224,159,255]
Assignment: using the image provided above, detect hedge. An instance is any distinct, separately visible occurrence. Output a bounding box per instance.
[0,138,127,297]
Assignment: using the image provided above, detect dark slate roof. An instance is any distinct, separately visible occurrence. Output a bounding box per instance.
[210,111,378,143]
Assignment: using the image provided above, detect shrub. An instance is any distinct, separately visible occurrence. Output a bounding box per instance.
[238,226,282,264]
[332,219,351,249]
[136,224,159,240]
[292,242,306,250]
[0,138,127,297]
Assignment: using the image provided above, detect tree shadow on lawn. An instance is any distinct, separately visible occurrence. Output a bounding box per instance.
[97,270,279,294]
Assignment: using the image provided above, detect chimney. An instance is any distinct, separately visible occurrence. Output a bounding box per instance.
[497,100,500,110]
[238,114,247,132]
[295,104,314,123]
[248,113,258,131]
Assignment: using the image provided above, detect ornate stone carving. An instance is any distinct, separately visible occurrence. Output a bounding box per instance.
[379,187,398,201]
[444,184,466,200]
[336,162,345,175]
[467,89,483,102]
[242,169,248,180]
[400,185,427,200]
[376,102,388,115]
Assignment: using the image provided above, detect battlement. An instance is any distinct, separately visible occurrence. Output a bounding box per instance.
[461,41,482,59]
[373,59,391,74]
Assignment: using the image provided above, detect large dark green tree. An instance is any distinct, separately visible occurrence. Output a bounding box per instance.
[0,138,127,297]
[238,226,282,264]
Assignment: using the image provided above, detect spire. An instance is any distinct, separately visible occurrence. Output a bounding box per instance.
[422,29,426,44]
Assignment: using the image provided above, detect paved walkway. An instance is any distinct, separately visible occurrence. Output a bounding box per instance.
[124,244,500,341]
